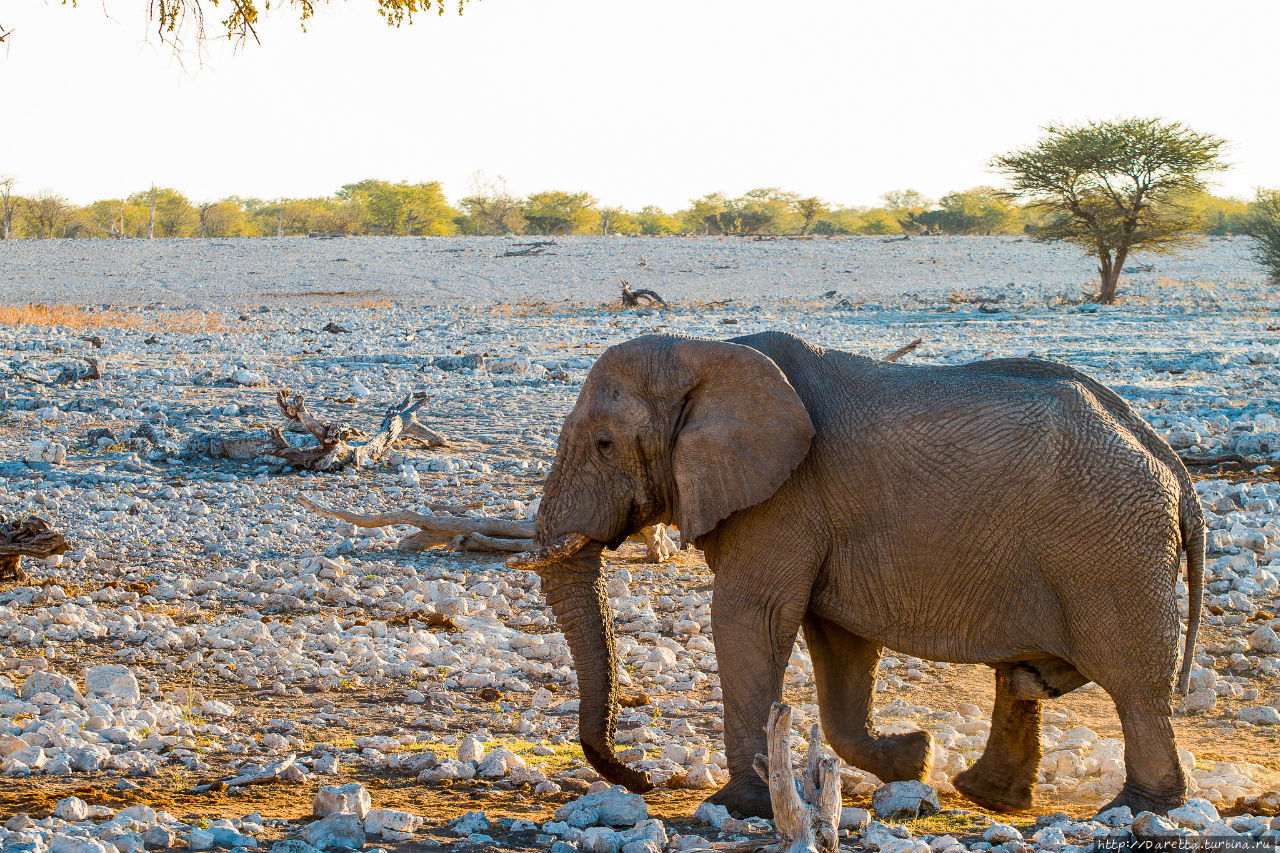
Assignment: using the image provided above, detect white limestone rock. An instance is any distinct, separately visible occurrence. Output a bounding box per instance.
[554,786,649,828]
[312,782,371,819]
[871,780,940,820]
[83,664,140,707]
[300,814,366,850]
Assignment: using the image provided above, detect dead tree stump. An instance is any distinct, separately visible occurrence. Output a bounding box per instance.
[620,279,668,308]
[0,515,69,583]
[743,703,843,853]
[269,391,448,471]
[56,357,103,385]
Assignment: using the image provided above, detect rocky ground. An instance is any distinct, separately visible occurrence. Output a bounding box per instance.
[0,234,1261,307]
[0,236,1278,852]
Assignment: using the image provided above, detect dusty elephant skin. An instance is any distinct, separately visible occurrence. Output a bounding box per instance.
[511,330,1205,820]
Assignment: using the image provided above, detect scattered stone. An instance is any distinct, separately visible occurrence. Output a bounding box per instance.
[53,795,90,821]
[693,802,730,829]
[1132,811,1193,842]
[450,812,490,835]
[457,736,485,764]
[555,786,649,828]
[141,827,176,850]
[272,844,322,853]
[1178,688,1218,715]
[83,664,141,706]
[872,780,941,820]
[1095,806,1133,827]
[1167,798,1220,830]
[982,823,1023,844]
[300,814,366,850]
[1238,705,1280,725]
[313,782,372,819]
[364,808,423,840]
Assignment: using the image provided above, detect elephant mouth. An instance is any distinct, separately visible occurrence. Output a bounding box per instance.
[506,532,591,570]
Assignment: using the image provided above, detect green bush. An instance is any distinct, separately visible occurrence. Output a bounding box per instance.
[1243,189,1280,282]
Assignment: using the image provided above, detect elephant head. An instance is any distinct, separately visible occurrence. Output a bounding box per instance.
[507,334,813,791]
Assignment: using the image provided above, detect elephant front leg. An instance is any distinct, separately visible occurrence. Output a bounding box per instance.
[704,585,807,819]
[804,615,933,782]
[953,667,1042,812]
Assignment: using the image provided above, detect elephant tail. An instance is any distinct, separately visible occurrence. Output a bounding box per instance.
[1176,496,1205,696]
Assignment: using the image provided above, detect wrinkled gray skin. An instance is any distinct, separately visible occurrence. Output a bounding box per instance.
[530,331,1204,819]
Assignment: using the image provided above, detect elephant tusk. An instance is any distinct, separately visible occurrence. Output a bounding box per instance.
[505,532,592,570]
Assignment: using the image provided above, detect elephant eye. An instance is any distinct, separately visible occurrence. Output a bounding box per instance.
[596,437,614,453]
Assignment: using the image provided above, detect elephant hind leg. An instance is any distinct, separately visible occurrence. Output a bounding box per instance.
[1097,692,1187,815]
[803,615,932,783]
[953,666,1044,813]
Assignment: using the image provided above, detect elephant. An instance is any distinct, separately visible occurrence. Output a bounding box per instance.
[508,330,1204,819]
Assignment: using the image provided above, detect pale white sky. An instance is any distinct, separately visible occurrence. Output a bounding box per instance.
[3,0,1279,210]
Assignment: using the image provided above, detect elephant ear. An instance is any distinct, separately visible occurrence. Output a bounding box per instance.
[670,339,814,542]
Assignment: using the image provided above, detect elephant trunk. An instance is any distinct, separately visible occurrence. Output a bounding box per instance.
[539,544,653,793]
[506,532,590,571]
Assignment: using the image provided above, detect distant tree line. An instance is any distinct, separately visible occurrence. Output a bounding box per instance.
[0,173,1269,242]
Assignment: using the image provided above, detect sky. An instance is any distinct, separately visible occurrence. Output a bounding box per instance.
[3,0,1279,210]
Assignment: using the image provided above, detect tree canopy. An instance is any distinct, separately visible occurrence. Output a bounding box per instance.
[521,191,597,236]
[993,118,1227,303]
[1,0,470,47]
[2,171,1261,242]
[1243,189,1280,283]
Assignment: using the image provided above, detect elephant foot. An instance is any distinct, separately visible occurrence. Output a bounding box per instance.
[1097,781,1186,818]
[706,775,774,819]
[833,729,933,783]
[953,763,1034,814]
[874,730,933,781]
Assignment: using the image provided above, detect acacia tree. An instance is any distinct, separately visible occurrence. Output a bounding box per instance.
[915,187,1015,235]
[24,191,73,238]
[0,176,16,239]
[127,187,196,237]
[793,196,828,235]
[459,174,524,235]
[198,200,250,236]
[598,206,626,235]
[4,0,469,47]
[994,118,1227,304]
[635,205,678,235]
[339,179,456,235]
[686,189,798,236]
[1243,189,1280,283]
[88,199,130,238]
[521,190,595,235]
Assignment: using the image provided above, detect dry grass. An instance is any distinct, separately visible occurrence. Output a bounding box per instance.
[487,301,577,318]
[0,303,225,333]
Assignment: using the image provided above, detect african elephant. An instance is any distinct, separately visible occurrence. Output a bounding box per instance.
[508,331,1204,818]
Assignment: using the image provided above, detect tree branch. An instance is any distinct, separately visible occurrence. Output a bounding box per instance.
[0,515,69,584]
[298,495,679,561]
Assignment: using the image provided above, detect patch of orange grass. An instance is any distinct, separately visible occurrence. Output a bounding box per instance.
[0,303,225,333]
[161,309,226,332]
[488,301,584,317]
[359,298,394,309]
